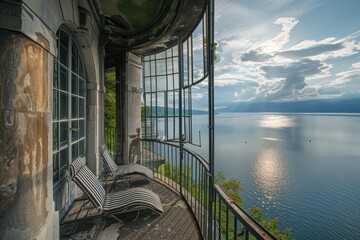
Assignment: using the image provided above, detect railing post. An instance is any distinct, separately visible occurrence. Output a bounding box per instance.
[178,31,184,196]
[207,0,215,239]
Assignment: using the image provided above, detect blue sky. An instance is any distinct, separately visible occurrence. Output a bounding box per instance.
[192,0,360,109]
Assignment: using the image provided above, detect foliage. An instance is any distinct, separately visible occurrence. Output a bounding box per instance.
[215,172,243,207]
[156,161,294,240]
[216,173,294,240]
[249,207,294,240]
[104,71,116,127]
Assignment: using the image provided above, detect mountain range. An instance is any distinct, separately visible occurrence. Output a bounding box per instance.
[217,98,360,113]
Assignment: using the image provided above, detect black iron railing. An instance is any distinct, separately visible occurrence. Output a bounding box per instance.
[104,126,116,154]
[140,139,277,240]
[104,127,276,239]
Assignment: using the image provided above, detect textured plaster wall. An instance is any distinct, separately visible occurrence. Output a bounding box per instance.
[0,29,51,239]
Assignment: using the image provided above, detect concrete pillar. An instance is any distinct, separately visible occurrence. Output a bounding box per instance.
[0,29,58,239]
[124,52,143,164]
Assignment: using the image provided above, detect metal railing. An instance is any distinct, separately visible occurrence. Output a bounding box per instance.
[104,126,116,154]
[140,139,277,240]
[104,127,276,239]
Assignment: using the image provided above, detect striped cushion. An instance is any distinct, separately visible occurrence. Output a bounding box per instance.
[104,188,163,214]
[100,144,154,179]
[74,165,106,210]
[116,164,153,179]
[69,157,86,178]
[100,144,118,176]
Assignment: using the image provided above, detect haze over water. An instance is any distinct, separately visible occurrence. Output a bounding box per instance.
[190,113,360,240]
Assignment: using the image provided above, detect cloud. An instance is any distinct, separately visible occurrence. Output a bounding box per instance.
[259,59,330,100]
[241,50,272,62]
[352,62,360,69]
[280,37,360,61]
[278,43,344,59]
[258,17,299,53]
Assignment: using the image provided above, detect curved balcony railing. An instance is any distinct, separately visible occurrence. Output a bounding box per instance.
[140,139,277,240]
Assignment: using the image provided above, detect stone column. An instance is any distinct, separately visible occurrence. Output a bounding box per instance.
[0,29,58,239]
[124,52,142,164]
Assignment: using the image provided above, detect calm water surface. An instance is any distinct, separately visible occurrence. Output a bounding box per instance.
[189,113,360,240]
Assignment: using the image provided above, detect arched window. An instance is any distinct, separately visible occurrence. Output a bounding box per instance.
[53,26,86,183]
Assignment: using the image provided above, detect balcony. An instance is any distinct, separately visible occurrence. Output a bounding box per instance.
[60,130,277,240]
[60,174,201,239]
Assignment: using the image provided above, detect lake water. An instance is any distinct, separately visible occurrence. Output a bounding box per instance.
[188,113,360,240]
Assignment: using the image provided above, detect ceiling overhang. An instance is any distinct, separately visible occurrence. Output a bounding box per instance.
[91,0,206,55]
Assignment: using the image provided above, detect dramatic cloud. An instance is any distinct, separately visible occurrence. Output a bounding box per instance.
[190,0,360,109]
[259,59,330,100]
[241,50,272,62]
[259,17,299,53]
[278,43,344,59]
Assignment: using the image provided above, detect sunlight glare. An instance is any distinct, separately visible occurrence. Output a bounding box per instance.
[258,115,295,128]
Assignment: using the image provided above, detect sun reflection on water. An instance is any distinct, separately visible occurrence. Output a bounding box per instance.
[258,115,295,128]
[254,148,286,201]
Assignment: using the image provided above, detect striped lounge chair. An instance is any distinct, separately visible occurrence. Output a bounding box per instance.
[99,144,154,180]
[69,157,163,220]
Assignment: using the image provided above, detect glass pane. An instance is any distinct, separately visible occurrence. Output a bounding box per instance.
[60,45,68,67]
[71,120,78,141]
[144,77,151,92]
[184,42,189,86]
[60,122,68,147]
[53,122,58,150]
[157,118,165,139]
[79,60,85,78]
[71,74,78,95]
[79,120,85,138]
[150,61,155,76]
[53,90,58,120]
[79,98,85,118]
[53,152,59,180]
[79,139,85,156]
[156,59,166,75]
[53,61,58,88]
[79,79,85,97]
[168,75,174,90]
[59,148,69,178]
[173,45,178,56]
[173,57,179,73]
[71,42,78,74]
[151,77,156,92]
[59,66,68,91]
[71,142,78,160]
[156,51,166,59]
[60,30,68,49]
[60,92,68,119]
[167,58,173,74]
[145,94,151,117]
[157,76,167,91]
[173,74,179,89]
[71,96,78,118]
[144,61,150,77]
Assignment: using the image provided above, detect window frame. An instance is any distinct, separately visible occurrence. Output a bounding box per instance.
[53,26,86,184]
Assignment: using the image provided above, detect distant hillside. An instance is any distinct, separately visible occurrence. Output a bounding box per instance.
[219,98,360,113]
[147,106,207,116]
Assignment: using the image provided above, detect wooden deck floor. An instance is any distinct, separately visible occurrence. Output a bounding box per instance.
[60,175,201,240]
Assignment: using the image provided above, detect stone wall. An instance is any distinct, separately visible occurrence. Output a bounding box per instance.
[0,29,55,240]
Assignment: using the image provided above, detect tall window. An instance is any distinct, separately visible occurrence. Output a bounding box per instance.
[142,13,209,144]
[53,26,86,182]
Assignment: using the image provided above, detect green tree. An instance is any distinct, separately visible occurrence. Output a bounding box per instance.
[104,71,116,127]
[215,172,294,240]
